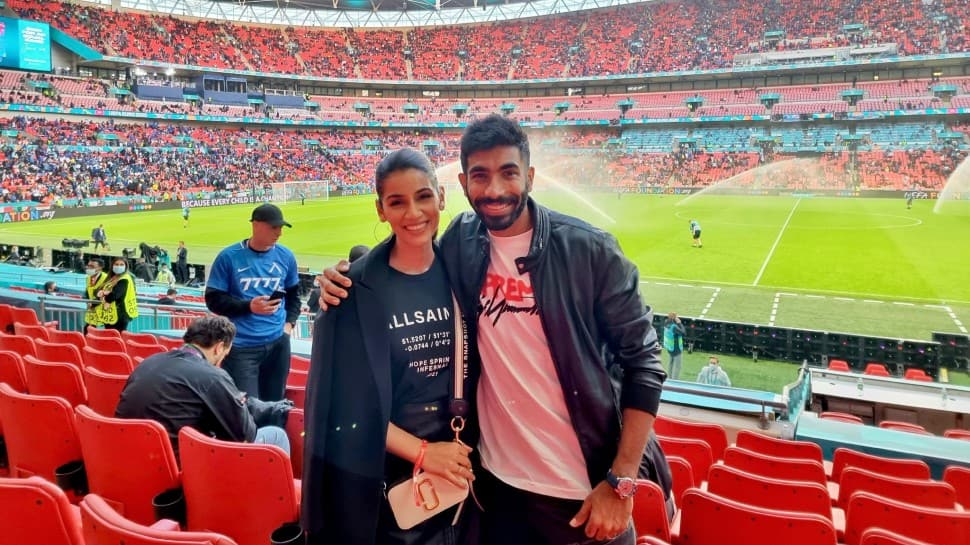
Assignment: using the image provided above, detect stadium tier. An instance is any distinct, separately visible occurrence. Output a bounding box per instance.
[5,0,969,79]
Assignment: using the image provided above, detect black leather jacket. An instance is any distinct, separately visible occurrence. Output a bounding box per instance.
[439,198,671,495]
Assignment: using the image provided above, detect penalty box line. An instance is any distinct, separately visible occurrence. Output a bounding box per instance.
[641,281,721,318]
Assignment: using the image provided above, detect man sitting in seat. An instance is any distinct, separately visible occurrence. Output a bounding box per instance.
[115,315,293,460]
[697,355,732,387]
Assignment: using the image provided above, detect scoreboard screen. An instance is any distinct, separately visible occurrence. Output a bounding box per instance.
[0,17,52,72]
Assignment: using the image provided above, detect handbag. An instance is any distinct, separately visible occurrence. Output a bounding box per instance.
[387,294,476,530]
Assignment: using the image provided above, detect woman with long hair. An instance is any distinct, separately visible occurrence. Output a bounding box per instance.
[96,257,139,332]
[303,148,478,545]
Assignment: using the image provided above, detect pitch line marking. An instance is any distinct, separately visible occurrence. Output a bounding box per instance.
[769,292,781,326]
[892,302,916,306]
[943,306,969,334]
[699,287,721,319]
[753,198,801,286]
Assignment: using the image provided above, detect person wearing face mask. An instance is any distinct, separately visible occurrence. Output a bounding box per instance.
[116,316,292,461]
[84,258,110,333]
[95,257,140,332]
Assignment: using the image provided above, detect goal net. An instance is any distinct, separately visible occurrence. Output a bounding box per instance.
[270,180,331,204]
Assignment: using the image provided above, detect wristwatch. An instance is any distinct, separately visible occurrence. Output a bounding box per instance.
[606,468,638,499]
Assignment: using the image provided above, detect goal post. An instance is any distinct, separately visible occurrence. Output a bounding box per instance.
[270,180,331,204]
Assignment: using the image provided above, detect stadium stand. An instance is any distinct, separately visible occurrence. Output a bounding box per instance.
[80,492,239,545]
[177,427,300,545]
[0,383,83,484]
[8,0,969,80]
[0,476,85,545]
[676,488,838,545]
[74,405,181,526]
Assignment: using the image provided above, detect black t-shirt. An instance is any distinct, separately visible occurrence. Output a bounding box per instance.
[382,257,454,479]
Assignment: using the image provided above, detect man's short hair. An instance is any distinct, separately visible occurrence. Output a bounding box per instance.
[88,258,104,268]
[460,114,530,173]
[183,316,235,348]
[166,288,178,296]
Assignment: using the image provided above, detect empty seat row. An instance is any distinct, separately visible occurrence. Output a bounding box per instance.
[0,383,304,545]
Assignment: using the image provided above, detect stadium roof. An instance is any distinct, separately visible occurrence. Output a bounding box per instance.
[108,0,651,27]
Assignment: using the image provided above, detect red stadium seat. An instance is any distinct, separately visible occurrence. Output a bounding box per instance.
[830,448,931,483]
[48,329,87,352]
[122,331,159,344]
[75,405,181,525]
[819,411,864,424]
[637,538,670,545]
[13,322,51,341]
[735,430,824,464]
[82,346,135,375]
[285,408,304,477]
[864,363,891,377]
[156,336,184,351]
[23,355,88,407]
[178,427,299,545]
[836,466,956,511]
[286,369,308,387]
[126,341,167,361]
[284,385,305,410]
[860,528,936,545]
[878,421,931,435]
[943,466,970,508]
[903,368,932,382]
[943,429,970,441]
[87,328,123,339]
[656,435,714,482]
[844,491,970,545]
[82,366,129,417]
[654,416,728,461]
[0,476,84,545]
[0,383,83,482]
[0,304,13,333]
[632,478,670,542]
[7,306,57,329]
[827,359,850,372]
[0,350,27,393]
[722,446,826,484]
[676,488,837,545]
[290,355,310,372]
[665,455,694,506]
[80,493,239,545]
[86,335,128,354]
[0,333,37,357]
[706,465,836,530]
[34,339,85,369]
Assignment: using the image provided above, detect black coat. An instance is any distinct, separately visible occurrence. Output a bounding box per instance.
[301,238,477,545]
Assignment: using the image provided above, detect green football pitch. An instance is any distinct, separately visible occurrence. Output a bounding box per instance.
[3,190,969,344]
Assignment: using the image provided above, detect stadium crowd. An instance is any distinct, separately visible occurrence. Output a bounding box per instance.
[7,0,968,80]
[2,116,965,205]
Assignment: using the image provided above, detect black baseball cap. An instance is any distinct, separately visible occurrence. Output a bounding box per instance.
[250,203,292,228]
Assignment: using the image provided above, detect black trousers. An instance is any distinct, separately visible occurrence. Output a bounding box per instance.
[221,333,290,401]
[477,470,635,545]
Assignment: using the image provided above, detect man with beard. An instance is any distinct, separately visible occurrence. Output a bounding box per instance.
[317,114,670,545]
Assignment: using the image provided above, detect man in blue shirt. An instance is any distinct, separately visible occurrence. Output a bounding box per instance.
[205,203,301,401]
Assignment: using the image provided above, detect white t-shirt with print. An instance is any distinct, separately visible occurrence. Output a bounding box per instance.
[477,229,591,500]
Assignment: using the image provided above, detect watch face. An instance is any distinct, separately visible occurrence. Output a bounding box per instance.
[616,478,636,498]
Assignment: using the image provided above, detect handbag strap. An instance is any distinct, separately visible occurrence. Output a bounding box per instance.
[449,293,469,427]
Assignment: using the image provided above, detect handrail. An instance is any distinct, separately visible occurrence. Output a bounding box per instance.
[662,383,789,429]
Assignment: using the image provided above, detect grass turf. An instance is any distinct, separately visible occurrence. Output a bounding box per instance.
[3,191,969,348]
[4,191,969,392]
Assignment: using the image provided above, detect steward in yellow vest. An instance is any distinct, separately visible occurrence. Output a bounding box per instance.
[96,258,139,332]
